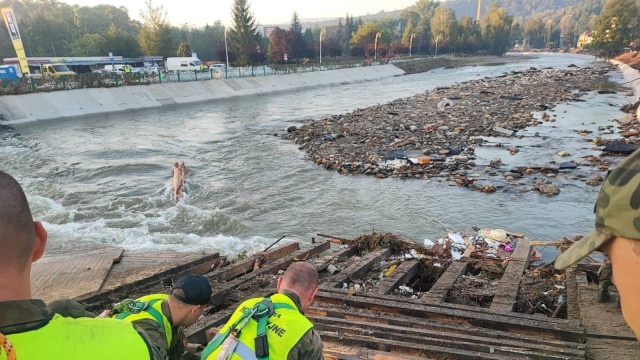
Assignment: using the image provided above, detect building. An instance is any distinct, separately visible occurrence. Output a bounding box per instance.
[577,30,593,49]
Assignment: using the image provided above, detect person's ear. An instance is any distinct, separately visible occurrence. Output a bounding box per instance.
[308,286,318,303]
[276,276,283,292]
[31,221,48,262]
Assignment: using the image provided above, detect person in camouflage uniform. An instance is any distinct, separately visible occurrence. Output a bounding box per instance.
[202,262,323,360]
[0,170,164,360]
[597,258,612,303]
[556,148,640,339]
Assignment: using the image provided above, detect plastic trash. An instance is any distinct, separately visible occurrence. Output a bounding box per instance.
[451,251,463,260]
[398,285,414,294]
[558,295,566,305]
[424,239,435,247]
[505,244,513,252]
[448,233,465,245]
[342,283,348,289]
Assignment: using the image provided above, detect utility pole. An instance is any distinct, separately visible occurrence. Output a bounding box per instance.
[476,0,482,22]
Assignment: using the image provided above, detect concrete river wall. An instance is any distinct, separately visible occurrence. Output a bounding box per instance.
[0,65,405,124]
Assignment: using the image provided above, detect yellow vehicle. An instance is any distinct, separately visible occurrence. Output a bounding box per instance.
[40,63,75,77]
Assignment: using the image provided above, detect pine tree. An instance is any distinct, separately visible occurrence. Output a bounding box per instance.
[337,18,344,49]
[230,0,262,66]
[290,12,304,59]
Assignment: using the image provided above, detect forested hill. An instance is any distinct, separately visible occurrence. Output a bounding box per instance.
[443,0,585,19]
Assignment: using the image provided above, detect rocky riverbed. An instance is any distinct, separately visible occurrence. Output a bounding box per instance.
[283,63,639,195]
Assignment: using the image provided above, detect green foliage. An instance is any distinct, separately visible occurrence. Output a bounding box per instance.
[289,12,305,59]
[177,42,192,57]
[350,22,392,57]
[104,25,142,58]
[431,6,459,53]
[138,0,175,57]
[481,4,513,56]
[592,0,639,58]
[230,0,263,66]
[70,34,107,57]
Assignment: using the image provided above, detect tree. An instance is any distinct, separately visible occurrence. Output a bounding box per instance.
[592,0,639,58]
[138,0,175,57]
[302,28,315,58]
[289,12,305,60]
[481,4,513,56]
[430,6,459,54]
[230,0,262,66]
[104,24,141,57]
[350,22,392,58]
[459,16,482,53]
[177,42,192,57]
[268,27,290,64]
[70,34,106,56]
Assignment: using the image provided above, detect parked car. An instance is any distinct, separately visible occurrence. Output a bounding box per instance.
[143,66,165,75]
[210,64,226,71]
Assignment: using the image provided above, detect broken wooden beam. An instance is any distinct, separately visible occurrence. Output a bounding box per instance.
[376,259,420,295]
[307,306,585,350]
[79,252,220,311]
[331,247,392,288]
[422,261,468,303]
[205,242,299,282]
[313,317,584,359]
[312,290,585,342]
[490,239,531,313]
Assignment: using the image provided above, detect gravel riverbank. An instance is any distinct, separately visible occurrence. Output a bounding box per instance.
[283,62,636,195]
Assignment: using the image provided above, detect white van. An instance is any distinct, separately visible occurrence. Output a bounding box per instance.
[166,57,206,72]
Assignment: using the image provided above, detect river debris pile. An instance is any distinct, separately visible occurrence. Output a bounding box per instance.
[447,261,505,308]
[424,228,540,262]
[515,263,567,319]
[351,231,431,254]
[284,66,618,194]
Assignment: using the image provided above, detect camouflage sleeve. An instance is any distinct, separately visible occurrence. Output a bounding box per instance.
[47,299,97,318]
[287,328,323,360]
[132,319,169,360]
[168,326,186,360]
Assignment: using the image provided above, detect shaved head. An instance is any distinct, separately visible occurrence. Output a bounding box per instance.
[280,262,319,296]
[0,171,35,270]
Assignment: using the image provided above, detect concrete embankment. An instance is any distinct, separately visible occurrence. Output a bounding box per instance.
[0,65,405,124]
[611,59,640,121]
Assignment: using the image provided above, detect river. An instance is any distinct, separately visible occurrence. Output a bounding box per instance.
[0,53,633,258]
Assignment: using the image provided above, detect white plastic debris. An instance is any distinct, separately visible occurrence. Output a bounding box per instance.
[448,233,465,245]
[398,286,414,294]
[342,283,348,289]
[423,239,435,247]
[451,251,463,260]
[434,263,443,268]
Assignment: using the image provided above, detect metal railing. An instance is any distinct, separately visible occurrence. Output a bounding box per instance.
[0,59,391,96]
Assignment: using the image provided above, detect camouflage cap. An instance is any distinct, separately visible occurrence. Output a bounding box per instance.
[555,148,640,270]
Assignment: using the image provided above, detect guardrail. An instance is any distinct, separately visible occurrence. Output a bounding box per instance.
[0,59,390,96]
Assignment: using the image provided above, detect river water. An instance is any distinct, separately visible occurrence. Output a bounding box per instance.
[0,54,633,258]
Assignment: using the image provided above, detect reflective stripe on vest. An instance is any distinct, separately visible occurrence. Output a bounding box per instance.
[4,314,151,360]
[115,294,172,347]
[201,293,313,360]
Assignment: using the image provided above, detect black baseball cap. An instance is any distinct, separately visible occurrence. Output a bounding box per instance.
[170,275,212,305]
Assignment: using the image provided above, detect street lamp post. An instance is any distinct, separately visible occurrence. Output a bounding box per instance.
[409,33,415,57]
[374,32,381,61]
[435,35,440,56]
[224,26,230,78]
[319,28,326,65]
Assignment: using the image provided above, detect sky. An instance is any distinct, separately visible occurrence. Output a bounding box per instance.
[62,0,419,27]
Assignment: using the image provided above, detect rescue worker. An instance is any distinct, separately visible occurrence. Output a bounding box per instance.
[111,275,212,360]
[201,262,323,360]
[597,258,613,303]
[0,170,163,360]
[124,64,132,74]
[199,63,206,72]
[555,148,640,339]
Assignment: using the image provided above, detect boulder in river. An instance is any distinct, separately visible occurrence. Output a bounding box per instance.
[538,184,560,195]
[603,141,638,155]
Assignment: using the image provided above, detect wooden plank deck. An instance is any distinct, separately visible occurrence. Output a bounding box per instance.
[31,245,124,302]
